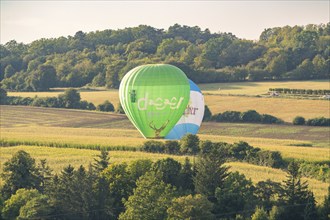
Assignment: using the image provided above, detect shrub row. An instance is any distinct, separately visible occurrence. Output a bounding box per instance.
[269,88,330,95]
[211,110,284,124]
[3,89,118,112]
[299,162,330,182]
[142,138,285,169]
[293,116,330,126]
[6,96,96,110]
[0,139,140,152]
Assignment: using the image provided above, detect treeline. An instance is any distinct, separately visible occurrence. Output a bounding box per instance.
[142,137,285,169]
[270,88,330,95]
[1,23,329,91]
[0,87,122,113]
[293,116,330,127]
[1,148,329,220]
[210,110,283,124]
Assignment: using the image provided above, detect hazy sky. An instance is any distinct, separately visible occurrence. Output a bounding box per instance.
[1,1,329,44]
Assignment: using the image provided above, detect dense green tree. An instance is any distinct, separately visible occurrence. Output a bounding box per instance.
[97,100,115,112]
[240,110,262,123]
[127,159,153,182]
[152,158,182,188]
[251,207,269,220]
[119,171,176,220]
[167,194,215,220]
[180,134,200,155]
[93,149,110,172]
[179,157,194,192]
[1,189,41,220]
[194,142,229,200]
[36,159,52,193]
[1,23,329,91]
[293,116,306,125]
[102,163,134,218]
[4,65,15,78]
[28,65,57,91]
[318,186,330,220]
[255,180,282,208]
[0,85,7,104]
[58,88,81,108]
[116,102,125,114]
[279,161,314,220]
[215,172,256,217]
[18,194,52,220]
[203,105,212,121]
[1,151,41,200]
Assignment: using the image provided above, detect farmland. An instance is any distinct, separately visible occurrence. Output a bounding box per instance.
[1,105,329,162]
[8,80,330,122]
[2,80,329,206]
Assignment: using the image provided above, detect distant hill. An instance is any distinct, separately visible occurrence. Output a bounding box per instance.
[1,23,329,91]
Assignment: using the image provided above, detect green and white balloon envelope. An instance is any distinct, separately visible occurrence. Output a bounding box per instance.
[119,64,190,139]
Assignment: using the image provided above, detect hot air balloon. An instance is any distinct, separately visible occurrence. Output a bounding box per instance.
[165,79,204,140]
[119,64,190,139]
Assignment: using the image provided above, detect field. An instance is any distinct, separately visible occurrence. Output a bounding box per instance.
[8,80,330,122]
[2,80,329,204]
[1,105,329,162]
[199,80,330,95]
[204,95,329,122]
[228,162,328,204]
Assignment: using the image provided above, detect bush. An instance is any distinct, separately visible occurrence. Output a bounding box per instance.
[203,105,212,121]
[180,134,200,155]
[116,102,125,114]
[306,117,330,126]
[255,151,284,168]
[164,141,180,155]
[261,114,283,124]
[217,111,241,122]
[240,110,262,123]
[293,116,306,125]
[141,140,165,153]
[97,100,114,112]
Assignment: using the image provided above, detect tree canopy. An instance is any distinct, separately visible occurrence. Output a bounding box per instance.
[1,23,329,91]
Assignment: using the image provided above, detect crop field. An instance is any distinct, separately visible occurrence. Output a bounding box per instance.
[0,146,326,204]
[8,80,330,122]
[1,105,329,162]
[204,95,329,122]
[0,145,190,172]
[2,80,329,204]
[228,162,328,204]
[199,80,330,95]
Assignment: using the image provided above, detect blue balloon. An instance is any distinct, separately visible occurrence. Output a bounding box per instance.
[165,79,205,140]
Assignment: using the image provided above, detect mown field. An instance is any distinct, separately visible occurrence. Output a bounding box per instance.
[199,80,330,95]
[0,146,327,204]
[8,81,330,122]
[1,105,329,162]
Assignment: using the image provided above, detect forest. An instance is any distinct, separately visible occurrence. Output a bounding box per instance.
[0,23,329,91]
[1,138,329,220]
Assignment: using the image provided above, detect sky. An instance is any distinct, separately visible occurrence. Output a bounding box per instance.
[1,1,329,44]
